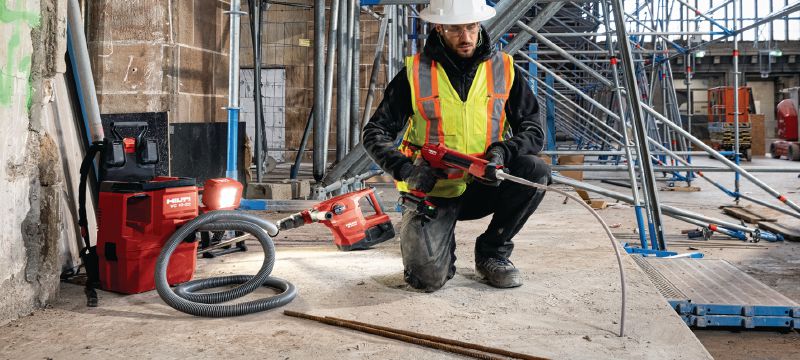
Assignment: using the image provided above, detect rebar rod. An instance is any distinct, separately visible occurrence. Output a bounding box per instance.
[324,316,547,360]
[283,311,546,360]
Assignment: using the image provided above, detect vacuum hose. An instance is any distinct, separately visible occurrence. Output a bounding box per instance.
[155,211,297,317]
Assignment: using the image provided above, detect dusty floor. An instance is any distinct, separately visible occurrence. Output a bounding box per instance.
[1,156,798,360]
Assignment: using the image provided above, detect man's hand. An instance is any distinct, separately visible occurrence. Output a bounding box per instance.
[479,146,505,187]
[399,160,446,193]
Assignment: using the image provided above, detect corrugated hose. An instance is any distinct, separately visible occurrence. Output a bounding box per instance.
[155,211,297,317]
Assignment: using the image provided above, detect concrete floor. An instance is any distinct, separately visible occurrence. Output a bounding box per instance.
[3,156,799,359]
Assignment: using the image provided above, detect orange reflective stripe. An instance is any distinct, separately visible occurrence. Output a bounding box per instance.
[430,61,443,143]
[413,54,422,100]
[485,57,496,148]
[486,52,511,147]
[413,54,434,143]
[414,54,442,145]
[503,53,512,92]
[498,53,512,135]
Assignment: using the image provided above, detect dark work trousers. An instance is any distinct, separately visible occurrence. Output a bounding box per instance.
[400,155,551,292]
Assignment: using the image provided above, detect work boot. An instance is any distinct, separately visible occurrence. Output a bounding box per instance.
[475,257,522,288]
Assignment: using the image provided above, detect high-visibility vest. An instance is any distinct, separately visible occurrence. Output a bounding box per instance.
[396,50,515,198]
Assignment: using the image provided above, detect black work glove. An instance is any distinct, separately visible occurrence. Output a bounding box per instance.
[478,146,505,187]
[398,160,446,193]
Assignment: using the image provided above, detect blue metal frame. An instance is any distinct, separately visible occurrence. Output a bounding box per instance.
[528,43,537,97]
[226,107,240,180]
[671,301,800,330]
[545,73,556,162]
[623,244,703,258]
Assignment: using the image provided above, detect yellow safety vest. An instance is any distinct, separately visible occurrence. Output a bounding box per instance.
[396,51,515,198]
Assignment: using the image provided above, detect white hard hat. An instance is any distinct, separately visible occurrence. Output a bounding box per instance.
[419,0,496,25]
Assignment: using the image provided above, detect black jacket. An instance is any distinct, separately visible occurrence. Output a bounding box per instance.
[362,28,544,181]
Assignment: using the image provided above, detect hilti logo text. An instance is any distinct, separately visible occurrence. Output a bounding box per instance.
[166,196,194,208]
[345,221,358,229]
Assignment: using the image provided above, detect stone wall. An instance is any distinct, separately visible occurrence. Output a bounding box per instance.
[87,0,230,123]
[84,0,391,169]
[240,1,389,161]
[1,0,68,325]
[87,0,233,181]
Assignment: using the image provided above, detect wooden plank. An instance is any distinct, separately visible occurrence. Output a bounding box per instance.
[722,206,777,223]
[660,186,701,192]
[757,221,800,242]
[589,200,608,210]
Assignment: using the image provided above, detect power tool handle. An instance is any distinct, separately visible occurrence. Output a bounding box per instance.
[399,191,438,219]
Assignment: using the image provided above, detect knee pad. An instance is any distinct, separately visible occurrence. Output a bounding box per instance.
[404,269,447,292]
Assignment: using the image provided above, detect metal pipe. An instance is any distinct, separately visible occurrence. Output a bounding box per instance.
[225,0,244,179]
[337,0,351,162]
[291,107,314,180]
[361,16,390,128]
[360,5,382,20]
[641,103,800,214]
[733,0,741,200]
[552,175,757,235]
[320,169,383,195]
[551,165,800,173]
[517,22,613,87]
[504,2,565,55]
[537,31,719,37]
[350,5,361,150]
[387,5,395,77]
[484,0,539,44]
[738,193,800,219]
[601,0,647,247]
[673,0,731,31]
[249,0,265,182]
[322,0,341,174]
[313,0,326,181]
[540,151,712,156]
[611,0,666,249]
[67,0,104,141]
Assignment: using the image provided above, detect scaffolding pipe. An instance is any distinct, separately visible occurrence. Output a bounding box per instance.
[322,0,341,173]
[733,0,741,201]
[517,22,613,87]
[601,0,648,247]
[640,103,800,214]
[611,0,667,249]
[553,175,759,235]
[248,0,265,182]
[337,0,352,162]
[350,5,361,150]
[225,0,244,180]
[361,16,390,128]
[313,0,326,181]
[552,165,800,173]
[540,151,713,156]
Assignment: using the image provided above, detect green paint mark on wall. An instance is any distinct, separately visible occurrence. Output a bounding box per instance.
[0,0,40,27]
[0,0,41,107]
